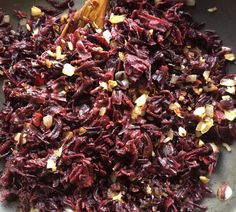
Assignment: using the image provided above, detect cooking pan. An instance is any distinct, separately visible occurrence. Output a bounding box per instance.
[0,0,235,211]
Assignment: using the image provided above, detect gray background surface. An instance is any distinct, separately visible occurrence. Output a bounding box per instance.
[0,0,235,211]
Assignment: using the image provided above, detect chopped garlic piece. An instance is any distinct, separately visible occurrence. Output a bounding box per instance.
[225,86,235,94]
[224,109,236,121]
[112,192,123,201]
[210,143,219,153]
[103,30,112,43]
[43,115,53,129]
[3,15,10,23]
[67,42,74,51]
[196,118,214,134]
[14,133,27,144]
[63,131,74,141]
[119,52,125,61]
[203,71,211,81]
[222,143,232,152]
[208,7,217,13]
[14,133,22,142]
[224,53,235,61]
[108,80,118,89]
[193,107,206,118]
[56,46,63,60]
[109,13,126,24]
[199,176,210,184]
[54,146,63,157]
[79,127,87,135]
[146,185,152,194]
[220,78,236,87]
[45,59,52,68]
[47,156,57,172]
[198,139,205,147]
[62,63,75,76]
[169,102,182,118]
[193,87,203,95]
[132,105,145,119]
[178,127,187,137]
[31,6,43,17]
[47,50,56,57]
[222,95,231,101]
[205,105,214,118]
[99,107,107,116]
[135,94,148,107]
[99,81,108,90]
[170,74,179,84]
[186,75,197,83]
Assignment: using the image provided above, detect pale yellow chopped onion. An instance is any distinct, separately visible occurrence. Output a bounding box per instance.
[62,63,75,77]
[220,78,236,87]
[109,13,127,24]
[170,74,179,84]
[169,102,183,118]
[199,176,210,184]
[103,30,112,43]
[193,107,206,118]
[203,71,211,81]
[31,6,43,17]
[225,86,235,94]
[186,74,197,83]
[208,7,217,13]
[198,139,205,147]
[146,185,152,194]
[46,157,57,172]
[3,15,10,23]
[222,95,231,101]
[210,143,219,153]
[196,118,214,134]
[222,143,232,152]
[224,109,236,121]
[178,127,187,137]
[224,53,235,61]
[119,52,125,61]
[205,104,214,118]
[99,107,107,116]
[135,94,148,107]
[99,81,108,90]
[79,127,87,135]
[67,41,74,51]
[108,80,118,89]
[43,115,53,129]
